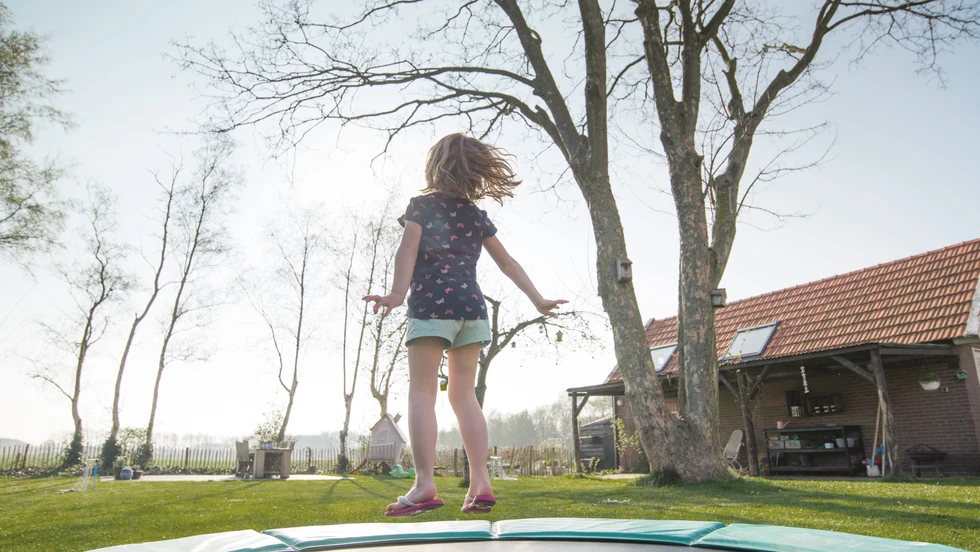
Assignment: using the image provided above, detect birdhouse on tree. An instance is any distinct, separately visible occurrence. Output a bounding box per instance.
[368,413,408,467]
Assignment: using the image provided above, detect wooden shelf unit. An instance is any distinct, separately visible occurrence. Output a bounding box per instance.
[765,425,864,475]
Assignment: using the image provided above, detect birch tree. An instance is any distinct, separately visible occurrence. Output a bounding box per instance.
[100,168,178,469]
[249,207,327,444]
[141,137,238,462]
[180,0,980,481]
[336,201,397,472]
[365,214,408,419]
[34,184,130,468]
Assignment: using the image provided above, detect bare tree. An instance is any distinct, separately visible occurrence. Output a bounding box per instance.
[100,167,178,468]
[179,0,979,480]
[248,207,327,444]
[336,202,395,472]
[459,294,598,483]
[365,212,408,419]
[34,184,130,468]
[142,137,238,461]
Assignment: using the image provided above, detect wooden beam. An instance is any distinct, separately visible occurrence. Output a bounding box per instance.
[878,347,957,357]
[831,355,877,385]
[870,349,901,476]
[575,393,591,416]
[571,394,583,476]
[718,373,738,396]
[748,365,772,401]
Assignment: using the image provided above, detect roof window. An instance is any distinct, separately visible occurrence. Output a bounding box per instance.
[722,322,779,360]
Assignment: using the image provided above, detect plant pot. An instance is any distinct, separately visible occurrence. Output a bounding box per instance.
[132,471,142,480]
[919,380,940,391]
[113,466,123,480]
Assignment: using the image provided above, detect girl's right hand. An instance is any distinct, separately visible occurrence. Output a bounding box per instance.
[535,298,568,317]
[363,293,404,317]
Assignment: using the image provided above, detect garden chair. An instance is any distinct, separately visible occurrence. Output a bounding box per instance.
[722,429,743,472]
[235,440,253,478]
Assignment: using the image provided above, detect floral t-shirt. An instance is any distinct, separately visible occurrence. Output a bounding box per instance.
[399,193,497,320]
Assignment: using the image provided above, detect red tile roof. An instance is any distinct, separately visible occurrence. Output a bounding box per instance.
[606,238,980,381]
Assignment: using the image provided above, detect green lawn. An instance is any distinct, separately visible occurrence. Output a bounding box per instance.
[1,475,977,551]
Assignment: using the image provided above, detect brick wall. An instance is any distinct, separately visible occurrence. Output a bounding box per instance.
[613,349,980,475]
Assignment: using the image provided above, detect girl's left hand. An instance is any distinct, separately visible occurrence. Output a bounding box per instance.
[535,299,568,317]
[363,294,404,317]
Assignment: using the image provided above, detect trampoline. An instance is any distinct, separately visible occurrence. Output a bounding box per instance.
[87,517,967,551]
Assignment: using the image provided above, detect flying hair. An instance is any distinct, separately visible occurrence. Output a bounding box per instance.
[423,133,521,204]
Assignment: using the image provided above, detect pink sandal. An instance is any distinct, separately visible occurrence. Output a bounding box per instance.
[461,494,496,514]
[385,496,445,517]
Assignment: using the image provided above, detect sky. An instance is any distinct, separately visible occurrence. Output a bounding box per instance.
[2,1,978,446]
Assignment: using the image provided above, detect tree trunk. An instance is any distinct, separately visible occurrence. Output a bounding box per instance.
[145,329,173,445]
[665,140,728,481]
[110,322,140,441]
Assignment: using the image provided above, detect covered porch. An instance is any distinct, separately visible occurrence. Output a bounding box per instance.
[569,342,973,477]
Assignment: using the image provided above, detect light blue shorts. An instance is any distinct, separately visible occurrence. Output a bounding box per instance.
[406,319,491,350]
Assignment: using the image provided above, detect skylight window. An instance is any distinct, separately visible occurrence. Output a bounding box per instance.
[650,343,677,372]
[723,322,779,360]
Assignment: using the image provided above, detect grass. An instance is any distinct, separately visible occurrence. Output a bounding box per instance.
[1,475,978,551]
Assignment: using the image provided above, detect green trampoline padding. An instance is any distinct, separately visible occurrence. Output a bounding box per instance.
[84,518,971,551]
[496,518,725,545]
[86,529,295,552]
[695,523,966,552]
[264,520,493,550]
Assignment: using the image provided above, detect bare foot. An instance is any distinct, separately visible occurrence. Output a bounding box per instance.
[386,483,438,513]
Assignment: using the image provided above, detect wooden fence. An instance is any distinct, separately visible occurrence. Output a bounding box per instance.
[1,443,573,476]
[0,444,365,474]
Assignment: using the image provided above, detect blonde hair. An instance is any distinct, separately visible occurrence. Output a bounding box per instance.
[423,133,521,204]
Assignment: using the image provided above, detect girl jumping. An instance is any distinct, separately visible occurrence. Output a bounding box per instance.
[363,133,566,516]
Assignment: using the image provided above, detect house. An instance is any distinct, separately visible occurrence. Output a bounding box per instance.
[367,413,408,468]
[569,238,980,476]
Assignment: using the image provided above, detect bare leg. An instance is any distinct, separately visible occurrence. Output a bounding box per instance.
[387,337,443,513]
[446,342,493,507]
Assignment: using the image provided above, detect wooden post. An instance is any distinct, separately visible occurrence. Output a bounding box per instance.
[22,444,29,470]
[870,348,900,475]
[184,447,190,471]
[571,392,590,476]
[572,394,582,475]
[736,370,759,476]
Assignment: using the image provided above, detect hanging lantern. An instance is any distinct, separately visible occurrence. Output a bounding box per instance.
[556,330,563,343]
[511,341,516,348]
[800,365,809,394]
[439,375,448,392]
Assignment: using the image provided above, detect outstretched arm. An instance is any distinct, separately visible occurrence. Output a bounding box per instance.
[483,235,566,316]
[363,221,421,317]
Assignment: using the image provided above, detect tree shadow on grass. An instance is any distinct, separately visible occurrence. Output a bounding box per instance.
[621,477,980,538]
[0,478,74,496]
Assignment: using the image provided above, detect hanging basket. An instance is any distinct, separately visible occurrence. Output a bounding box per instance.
[919,380,940,391]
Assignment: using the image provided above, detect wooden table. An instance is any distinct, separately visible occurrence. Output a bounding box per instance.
[252,448,292,479]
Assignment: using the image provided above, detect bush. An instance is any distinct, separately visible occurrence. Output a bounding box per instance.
[62,434,83,469]
[99,437,121,472]
[133,442,153,468]
[635,467,682,487]
[335,454,350,475]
